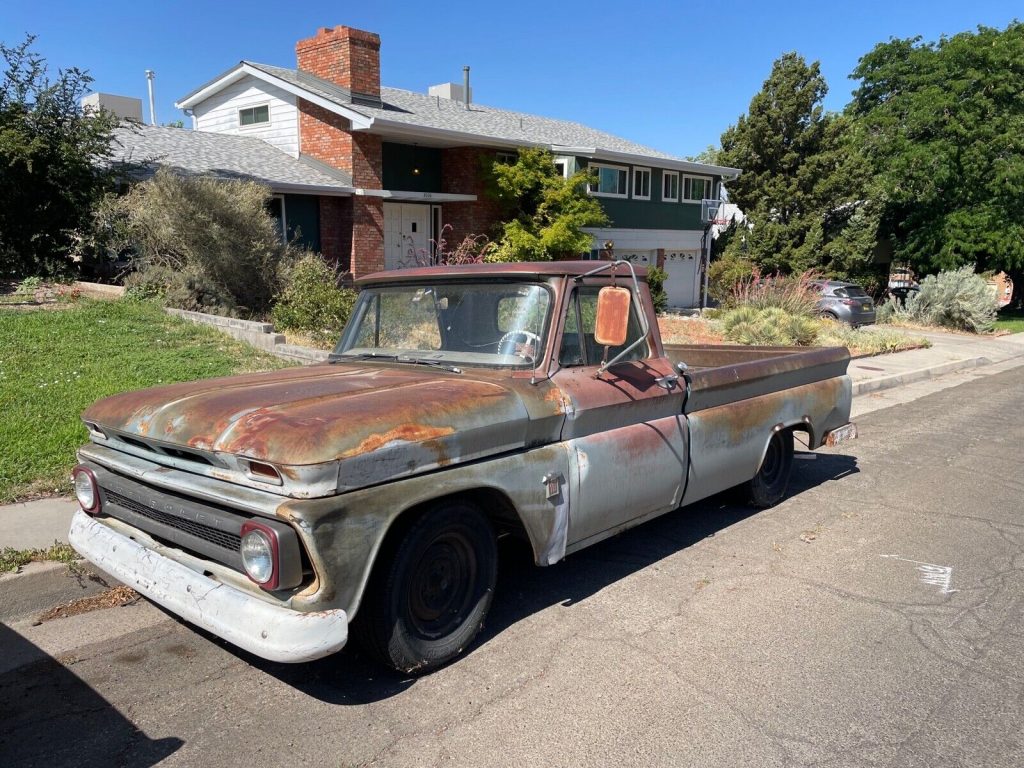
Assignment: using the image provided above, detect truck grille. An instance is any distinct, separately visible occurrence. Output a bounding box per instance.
[104,489,242,553]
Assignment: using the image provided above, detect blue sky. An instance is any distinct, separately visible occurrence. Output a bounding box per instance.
[1,1,1020,157]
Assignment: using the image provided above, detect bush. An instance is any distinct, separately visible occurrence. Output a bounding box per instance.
[708,253,755,304]
[909,267,997,333]
[646,266,668,313]
[95,169,289,314]
[124,264,237,315]
[721,306,819,346]
[271,255,358,347]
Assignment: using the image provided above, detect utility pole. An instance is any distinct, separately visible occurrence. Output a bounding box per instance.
[145,70,156,126]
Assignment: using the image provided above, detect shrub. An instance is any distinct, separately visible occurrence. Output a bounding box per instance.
[123,264,237,315]
[646,266,668,313]
[95,169,289,314]
[271,255,358,347]
[708,253,755,304]
[908,267,997,333]
[721,305,819,346]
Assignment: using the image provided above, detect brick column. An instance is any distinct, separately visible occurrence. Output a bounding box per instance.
[351,198,384,276]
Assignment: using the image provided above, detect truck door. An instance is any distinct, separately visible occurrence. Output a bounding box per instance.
[551,285,688,548]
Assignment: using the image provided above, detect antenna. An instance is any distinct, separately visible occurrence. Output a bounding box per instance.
[145,70,156,126]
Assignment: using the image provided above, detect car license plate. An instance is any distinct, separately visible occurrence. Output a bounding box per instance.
[825,423,858,447]
[863,303,872,310]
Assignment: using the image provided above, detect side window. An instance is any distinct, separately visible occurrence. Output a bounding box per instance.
[558,287,649,367]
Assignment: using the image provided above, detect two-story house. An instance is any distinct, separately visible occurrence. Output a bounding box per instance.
[159,24,739,307]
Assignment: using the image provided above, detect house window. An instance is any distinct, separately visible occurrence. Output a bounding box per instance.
[632,167,651,200]
[239,104,270,127]
[267,195,286,243]
[682,175,712,202]
[588,163,629,198]
[553,155,572,179]
[662,171,679,202]
[496,151,518,165]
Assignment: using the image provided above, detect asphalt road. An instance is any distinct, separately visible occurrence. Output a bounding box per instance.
[2,367,1023,768]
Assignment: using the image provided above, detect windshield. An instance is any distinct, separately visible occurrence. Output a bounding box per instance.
[333,282,551,368]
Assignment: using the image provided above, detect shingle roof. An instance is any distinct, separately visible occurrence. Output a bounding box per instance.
[244,61,683,161]
[105,123,354,193]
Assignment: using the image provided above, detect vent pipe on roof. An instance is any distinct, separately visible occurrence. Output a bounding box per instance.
[145,70,156,125]
[463,66,470,110]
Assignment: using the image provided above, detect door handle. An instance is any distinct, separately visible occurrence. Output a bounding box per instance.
[655,374,679,390]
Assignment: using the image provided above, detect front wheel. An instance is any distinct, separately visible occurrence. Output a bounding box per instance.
[353,501,497,674]
[748,430,794,508]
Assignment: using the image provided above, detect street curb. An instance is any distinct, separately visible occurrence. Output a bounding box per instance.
[852,356,992,396]
[0,560,121,623]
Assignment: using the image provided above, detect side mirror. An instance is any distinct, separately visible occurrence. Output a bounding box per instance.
[594,286,631,347]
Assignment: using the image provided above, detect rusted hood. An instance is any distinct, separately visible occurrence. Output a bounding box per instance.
[83,364,531,485]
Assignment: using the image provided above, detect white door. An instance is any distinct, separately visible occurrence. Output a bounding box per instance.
[663,251,700,308]
[384,203,431,270]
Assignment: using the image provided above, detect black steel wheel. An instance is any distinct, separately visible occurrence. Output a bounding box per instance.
[748,429,794,509]
[353,501,497,674]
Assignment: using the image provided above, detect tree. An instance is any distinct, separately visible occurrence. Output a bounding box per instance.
[848,23,1024,301]
[0,35,117,277]
[486,148,608,261]
[715,53,877,282]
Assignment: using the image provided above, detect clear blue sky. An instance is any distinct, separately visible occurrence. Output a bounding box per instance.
[2,1,1020,157]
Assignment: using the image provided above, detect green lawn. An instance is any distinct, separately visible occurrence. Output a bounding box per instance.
[995,307,1024,334]
[0,299,292,503]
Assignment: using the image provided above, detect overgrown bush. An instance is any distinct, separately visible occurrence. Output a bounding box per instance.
[647,266,668,313]
[878,267,997,333]
[271,255,358,347]
[708,252,755,304]
[123,264,236,314]
[721,306,819,346]
[94,169,289,315]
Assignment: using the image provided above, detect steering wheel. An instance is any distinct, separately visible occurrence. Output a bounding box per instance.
[497,330,540,361]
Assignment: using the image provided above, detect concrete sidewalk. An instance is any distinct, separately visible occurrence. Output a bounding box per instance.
[3,328,1024,553]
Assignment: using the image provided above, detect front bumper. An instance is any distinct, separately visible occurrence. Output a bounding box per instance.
[68,510,348,663]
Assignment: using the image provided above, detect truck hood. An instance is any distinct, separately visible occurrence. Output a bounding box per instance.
[83,363,532,489]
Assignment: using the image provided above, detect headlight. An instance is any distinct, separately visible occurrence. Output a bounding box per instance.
[240,527,275,585]
[72,466,99,513]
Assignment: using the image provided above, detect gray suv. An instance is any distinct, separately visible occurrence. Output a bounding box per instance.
[812,280,876,326]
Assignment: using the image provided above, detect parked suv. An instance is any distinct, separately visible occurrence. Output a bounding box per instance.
[812,280,876,326]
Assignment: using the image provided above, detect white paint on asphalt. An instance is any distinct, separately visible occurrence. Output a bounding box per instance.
[880,554,957,594]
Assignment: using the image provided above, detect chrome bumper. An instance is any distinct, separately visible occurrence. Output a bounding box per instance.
[68,510,348,663]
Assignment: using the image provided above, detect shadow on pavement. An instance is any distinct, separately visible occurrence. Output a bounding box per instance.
[0,623,183,767]
[239,452,859,704]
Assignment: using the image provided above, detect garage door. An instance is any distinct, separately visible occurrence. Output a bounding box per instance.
[663,251,700,308]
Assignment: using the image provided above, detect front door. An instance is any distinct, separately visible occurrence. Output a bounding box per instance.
[384,203,431,270]
[551,285,689,548]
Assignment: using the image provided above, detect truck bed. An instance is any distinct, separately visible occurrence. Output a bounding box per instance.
[663,344,852,412]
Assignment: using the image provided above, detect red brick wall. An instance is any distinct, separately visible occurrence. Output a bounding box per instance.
[295,26,380,98]
[352,198,384,276]
[319,196,351,273]
[441,147,506,249]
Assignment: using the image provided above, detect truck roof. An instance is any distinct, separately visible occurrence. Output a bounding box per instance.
[357,260,650,285]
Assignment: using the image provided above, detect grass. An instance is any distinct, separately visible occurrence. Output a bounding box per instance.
[0,541,79,573]
[0,299,293,503]
[994,307,1024,334]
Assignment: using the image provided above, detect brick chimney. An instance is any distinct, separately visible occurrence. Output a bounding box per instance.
[296,26,381,99]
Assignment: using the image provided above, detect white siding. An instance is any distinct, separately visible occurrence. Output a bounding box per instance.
[192,75,299,157]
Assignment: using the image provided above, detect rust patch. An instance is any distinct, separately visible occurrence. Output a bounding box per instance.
[341,424,455,459]
[544,386,568,415]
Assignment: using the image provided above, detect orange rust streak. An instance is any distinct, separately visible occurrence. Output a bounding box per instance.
[340,424,456,459]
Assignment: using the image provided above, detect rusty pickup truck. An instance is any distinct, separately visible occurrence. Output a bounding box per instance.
[69,261,856,673]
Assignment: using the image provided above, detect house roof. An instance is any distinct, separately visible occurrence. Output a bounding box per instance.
[176,62,741,179]
[105,123,356,195]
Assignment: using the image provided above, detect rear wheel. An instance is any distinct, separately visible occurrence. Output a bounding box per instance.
[748,430,794,508]
[353,501,497,674]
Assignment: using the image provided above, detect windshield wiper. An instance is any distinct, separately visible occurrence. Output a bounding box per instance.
[328,352,399,364]
[396,356,463,374]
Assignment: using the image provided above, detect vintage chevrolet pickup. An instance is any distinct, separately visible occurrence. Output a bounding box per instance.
[69,261,856,673]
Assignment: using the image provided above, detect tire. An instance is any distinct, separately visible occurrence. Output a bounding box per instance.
[748,430,794,509]
[353,501,497,674]
[821,311,839,322]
